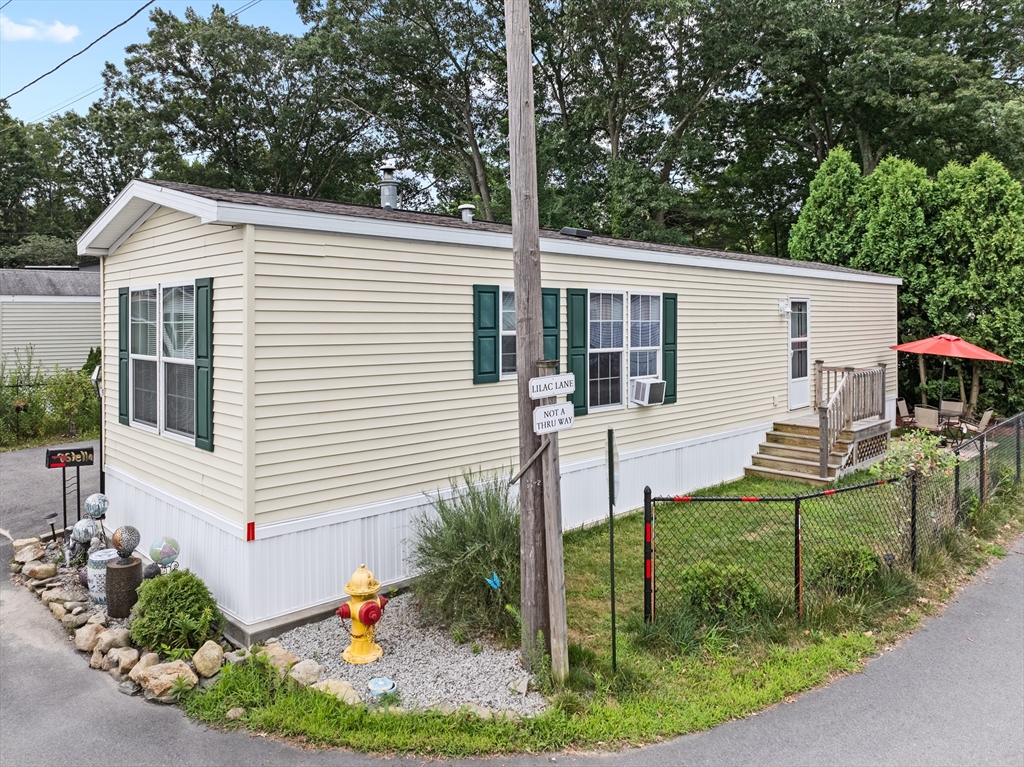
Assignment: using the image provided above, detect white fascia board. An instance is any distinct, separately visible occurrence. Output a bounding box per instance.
[0,295,100,302]
[77,181,219,255]
[107,203,160,256]
[214,201,902,286]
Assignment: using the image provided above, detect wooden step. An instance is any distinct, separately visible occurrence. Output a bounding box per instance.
[743,465,833,487]
[773,421,820,437]
[757,442,846,462]
[751,454,838,477]
[765,430,820,448]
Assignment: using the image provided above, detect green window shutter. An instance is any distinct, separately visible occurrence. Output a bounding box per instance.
[194,278,214,451]
[473,284,500,383]
[662,292,677,404]
[118,287,129,425]
[566,288,588,415]
[541,287,560,372]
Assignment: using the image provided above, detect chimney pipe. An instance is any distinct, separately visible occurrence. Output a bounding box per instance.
[379,159,398,210]
[458,203,476,224]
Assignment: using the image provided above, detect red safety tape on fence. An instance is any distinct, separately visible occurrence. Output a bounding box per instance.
[823,489,836,496]
[645,560,652,578]
[740,496,760,502]
[645,523,651,542]
[673,496,692,502]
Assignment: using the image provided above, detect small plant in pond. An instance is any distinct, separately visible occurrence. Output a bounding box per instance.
[806,545,882,594]
[871,430,958,479]
[408,467,521,642]
[130,569,225,652]
[679,562,764,619]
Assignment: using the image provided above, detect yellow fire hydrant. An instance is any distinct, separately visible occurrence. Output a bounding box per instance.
[335,564,389,664]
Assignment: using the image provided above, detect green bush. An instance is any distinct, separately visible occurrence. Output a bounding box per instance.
[806,545,881,594]
[408,467,521,642]
[81,347,101,373]
[679,562,764,618]
[129,569,225,653]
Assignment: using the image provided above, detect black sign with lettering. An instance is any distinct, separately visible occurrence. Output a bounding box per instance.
[45,447,94,468]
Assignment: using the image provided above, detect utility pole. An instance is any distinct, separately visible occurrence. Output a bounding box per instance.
[504,0,566,682]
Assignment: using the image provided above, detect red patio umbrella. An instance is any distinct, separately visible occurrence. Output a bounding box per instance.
[890,334,1012,414]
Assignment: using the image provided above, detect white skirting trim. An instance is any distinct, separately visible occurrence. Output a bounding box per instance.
[106,419,775,625]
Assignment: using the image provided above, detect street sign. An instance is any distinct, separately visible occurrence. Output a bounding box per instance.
[533,402,575,434]
[529,373,575,400]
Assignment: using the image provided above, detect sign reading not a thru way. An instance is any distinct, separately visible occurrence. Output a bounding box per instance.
[533,401,575,435]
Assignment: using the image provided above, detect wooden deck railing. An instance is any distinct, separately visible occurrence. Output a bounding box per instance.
[815,362,887,478]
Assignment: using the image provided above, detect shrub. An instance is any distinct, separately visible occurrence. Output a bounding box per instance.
[130,569,225,653]
[806,545,881,594]
[679,562,764,618]
[81,347,101,373]
[408,467,521,642]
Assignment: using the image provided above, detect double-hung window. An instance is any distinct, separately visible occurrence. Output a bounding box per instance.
[629,293,661,384]
[588,292,625,409]
[500,289,516,378]
[129,284,196,439]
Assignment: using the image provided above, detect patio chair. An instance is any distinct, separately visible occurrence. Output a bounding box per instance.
[961,409,994,435]
[914,405,940,432]
[896,398,915,427]
[939,400,964,426]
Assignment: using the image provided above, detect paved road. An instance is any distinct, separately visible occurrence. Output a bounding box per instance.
[1,443,1022,767]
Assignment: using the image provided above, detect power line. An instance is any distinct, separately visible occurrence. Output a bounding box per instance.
[0,1,13,11]
[2,0,156,101]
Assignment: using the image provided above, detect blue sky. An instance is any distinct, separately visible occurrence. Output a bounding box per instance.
[1,0,309,123]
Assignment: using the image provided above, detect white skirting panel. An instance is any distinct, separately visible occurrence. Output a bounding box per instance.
[106,420,773,626]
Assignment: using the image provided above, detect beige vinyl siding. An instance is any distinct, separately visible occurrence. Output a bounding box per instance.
[0,299,100,370]
[102,208,246,524]
[252,228,897,523]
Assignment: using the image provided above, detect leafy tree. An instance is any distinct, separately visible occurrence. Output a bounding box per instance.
[0,234,77,268]
[0,105,38,247]
[788,147,862,265]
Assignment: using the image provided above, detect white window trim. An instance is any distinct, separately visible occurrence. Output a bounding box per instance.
[499,286,516,381]
[626,291,663,410]
[587,290,627,413]
[128,280,197,442]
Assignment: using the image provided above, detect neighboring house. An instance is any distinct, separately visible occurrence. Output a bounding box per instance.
[0,269,100,371]
[78,179,901,643]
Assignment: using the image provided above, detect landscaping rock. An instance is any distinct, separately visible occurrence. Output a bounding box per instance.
[134,660,197,698]
[49,602,66,620]
[128,653,160,683]
[311,679,361,706]
[108,667,125,682]
[224,650,247,665]
[259,642,299,675]
[90,648,104,669]
[118,680,141,696]
[27,576,58,589]
[143,691,177,705]
[74,623,106,651]
[510,675,530,695]
[40,587,76,606]
[62,612,89,630]
[464,703,492,719]
[192,640,224,678]
[226,707,246,720]
[86,612,107,626]
[198,673,220,690]
[117,648,140,674]
[23,562,57,580]
[13,543,45,563]
[95,628,130,653]
[9,563,22,573]
[71,606,85,616]
[12,537,40,552]
[101,649,122,672]
[288,659,322,686]
[63,601,89,612]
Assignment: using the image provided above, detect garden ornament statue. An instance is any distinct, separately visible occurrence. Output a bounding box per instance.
[148,536,181,573]
[112,526,140,565]
[106,526,142,619]
[336,564,389,664]
[67,518,99,565]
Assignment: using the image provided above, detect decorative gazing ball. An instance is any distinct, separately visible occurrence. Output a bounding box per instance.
[84,493,109,519]
[71,518,99,544]
[148,537,180,567]
[111,526,140,559]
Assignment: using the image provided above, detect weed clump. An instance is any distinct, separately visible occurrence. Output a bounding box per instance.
[679,562,764,619]
[129,569,225,655]
[806,545,881,595]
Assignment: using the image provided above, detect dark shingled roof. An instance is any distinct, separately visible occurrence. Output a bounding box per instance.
[144,179,892,280]
[0,269,100,297]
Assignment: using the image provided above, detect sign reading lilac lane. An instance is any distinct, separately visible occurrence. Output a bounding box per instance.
[528,373,576,400]
[533,401,575,435]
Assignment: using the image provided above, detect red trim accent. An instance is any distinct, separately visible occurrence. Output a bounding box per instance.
[823,489,837,496]
[645,523,651,542]
[673,496,692,502]
[877,479,888,485]
[645,560,652,578]
[246,522,255,542]
[741,496,760,502]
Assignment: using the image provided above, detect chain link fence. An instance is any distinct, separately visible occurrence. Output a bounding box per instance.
[643,413,1023,623]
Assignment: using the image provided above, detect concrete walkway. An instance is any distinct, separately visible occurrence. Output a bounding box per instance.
[1,443,1022,767]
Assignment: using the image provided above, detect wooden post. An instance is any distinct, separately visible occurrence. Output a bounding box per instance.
[539,359,568,685]
[505,0,551,673]
[813,360,823,409]
[878,362,887,421]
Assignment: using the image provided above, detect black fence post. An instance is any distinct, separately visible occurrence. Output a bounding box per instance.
[794,497,802,621]
[979,434,987,507]
[910,471,918,573]
[644,486,653,624]
[1016,416,1021,486]
[954,452,961,525]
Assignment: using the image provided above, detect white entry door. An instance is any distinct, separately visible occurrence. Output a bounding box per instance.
[788,299,810,409]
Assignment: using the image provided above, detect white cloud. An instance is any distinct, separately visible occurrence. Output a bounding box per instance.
[0,14,81,43]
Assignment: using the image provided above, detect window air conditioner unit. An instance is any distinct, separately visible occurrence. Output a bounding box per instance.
[630,378,667,406]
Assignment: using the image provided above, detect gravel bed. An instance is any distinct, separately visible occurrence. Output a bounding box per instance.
[278,593,548,717]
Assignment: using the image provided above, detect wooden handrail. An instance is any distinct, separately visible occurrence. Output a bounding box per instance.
[818,365,887,478]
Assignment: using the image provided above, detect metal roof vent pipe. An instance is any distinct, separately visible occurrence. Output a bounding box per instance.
[379,159,399,210]
[458,203,476,224]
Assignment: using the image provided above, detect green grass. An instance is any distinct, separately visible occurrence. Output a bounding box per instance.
[182,473,1024,756]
